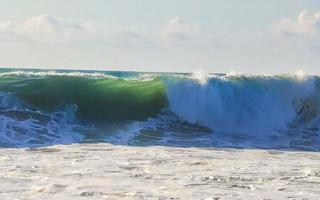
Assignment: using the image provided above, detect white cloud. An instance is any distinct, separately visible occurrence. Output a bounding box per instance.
[161,17,221,50]
[0,15,220,50]
[268,10,320,57]
[273,11,320,37]
[0,15,145,46]
[0,15,224,72]
[165,17,200,40]
[23,15,88,44]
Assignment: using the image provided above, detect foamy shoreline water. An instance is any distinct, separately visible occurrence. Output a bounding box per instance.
[0,143,319,200]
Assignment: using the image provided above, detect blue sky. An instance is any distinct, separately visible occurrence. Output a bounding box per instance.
[0,0,319,73]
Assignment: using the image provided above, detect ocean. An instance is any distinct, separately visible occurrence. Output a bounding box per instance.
[0,68,319,150]
[1,68,320,199]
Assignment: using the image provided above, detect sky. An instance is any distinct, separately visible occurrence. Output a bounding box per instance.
[0,0,319,74]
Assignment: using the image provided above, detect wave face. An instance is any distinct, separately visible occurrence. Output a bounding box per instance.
[0,69,319,150]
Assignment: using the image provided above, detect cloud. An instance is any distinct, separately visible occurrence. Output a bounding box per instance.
[0,15,216,49]
[0,15,145,46]
[23,15,88,44]
[161,17,222,50]
[269,10,320,55]
[0,15,228,72]
[165,17,201,40]
[273,11,320,37]
[0,15,222,51]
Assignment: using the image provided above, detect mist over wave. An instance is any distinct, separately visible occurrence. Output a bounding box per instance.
[0,68,319,150]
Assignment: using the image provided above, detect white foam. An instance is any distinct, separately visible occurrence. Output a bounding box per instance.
[0,71,118,79]
[0,93,85,147]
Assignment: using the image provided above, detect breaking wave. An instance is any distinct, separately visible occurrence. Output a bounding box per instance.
[0,69,319,150]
